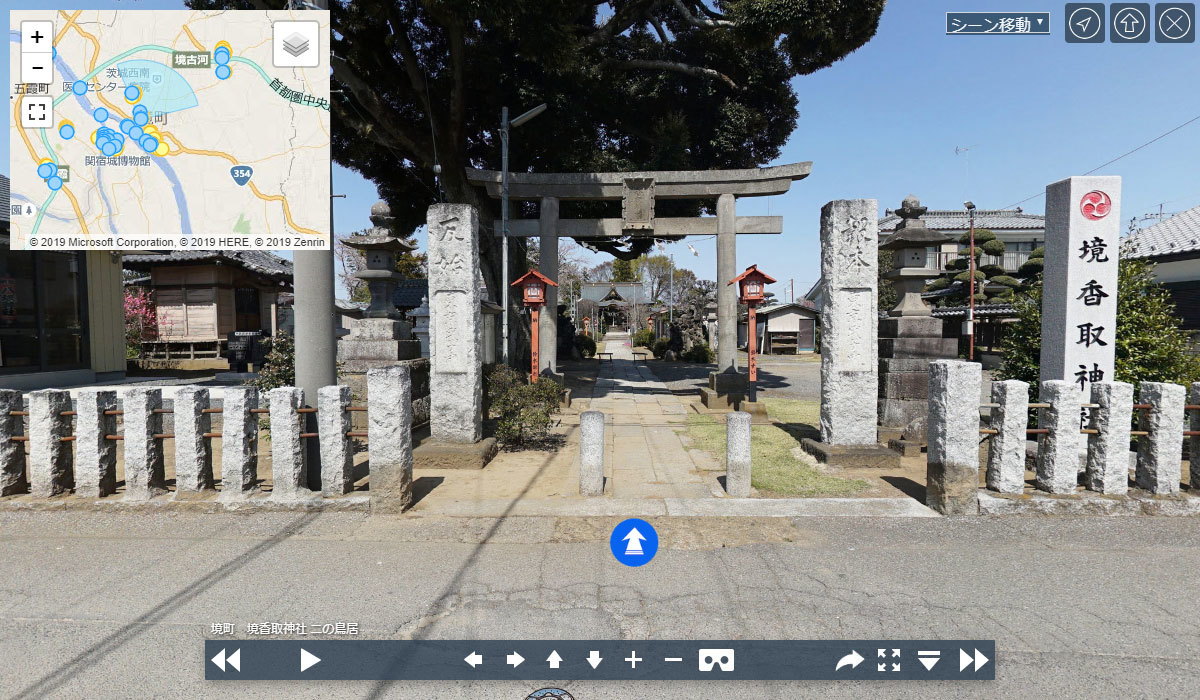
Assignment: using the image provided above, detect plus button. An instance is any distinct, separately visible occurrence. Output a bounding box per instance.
[625,651,642,669]
[31,30,45,44]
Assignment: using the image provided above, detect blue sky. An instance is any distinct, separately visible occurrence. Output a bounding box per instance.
[7,1,1200,301]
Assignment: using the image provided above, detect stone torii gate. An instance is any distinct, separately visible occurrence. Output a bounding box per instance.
[465,163,811,399]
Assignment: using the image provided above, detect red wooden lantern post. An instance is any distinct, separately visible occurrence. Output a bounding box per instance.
[729,265,776,401]
[583,316,592,338]
[512,269,558,383]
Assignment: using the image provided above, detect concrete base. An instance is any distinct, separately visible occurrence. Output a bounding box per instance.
[559,388,572,409]
[888,438,924,456]
[413,438,498,470]
[800,438,902,469]
[708,371,749,394]
[979,490,1200,516]
[214,372,258,383]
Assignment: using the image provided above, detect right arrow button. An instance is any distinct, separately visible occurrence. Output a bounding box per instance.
[959,648,989,672]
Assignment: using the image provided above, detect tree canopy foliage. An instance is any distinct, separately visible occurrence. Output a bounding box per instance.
[186,0,884,354]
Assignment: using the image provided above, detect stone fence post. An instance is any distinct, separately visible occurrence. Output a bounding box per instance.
[174,386,214,496]
[0,389,26,496]
[1136,382,1184,495]
[30,390,74,497]
[579,410,605,497]
[725,411,752,498]
[368,366,414,512]
[986,380,1027,494]
[124,388,167,501]
[1191,383,1200,495]
[1036,381,1081,494]
[926,360,981,514]
[318,385,354,496]
[220,386,259,500]
[76,389,118,498]
[270,387,309,501]
[1086,382,1133,495]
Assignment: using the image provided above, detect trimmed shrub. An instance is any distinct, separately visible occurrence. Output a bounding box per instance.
[575,333,596,358]
[632,328,655,348]
[652,337,670,359]
[485,364,562,447]
[681,342,715,363]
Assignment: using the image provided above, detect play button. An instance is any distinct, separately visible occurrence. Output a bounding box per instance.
[300,648,321,672]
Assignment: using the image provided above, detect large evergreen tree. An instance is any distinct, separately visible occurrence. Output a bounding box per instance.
[187,0,885,357]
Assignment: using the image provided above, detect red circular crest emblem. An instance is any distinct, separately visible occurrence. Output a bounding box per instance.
[1080,191,1111,221]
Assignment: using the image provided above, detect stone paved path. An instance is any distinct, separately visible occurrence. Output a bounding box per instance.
[576,332,711,499]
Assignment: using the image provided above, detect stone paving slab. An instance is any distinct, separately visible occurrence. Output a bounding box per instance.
[405,496,937,517]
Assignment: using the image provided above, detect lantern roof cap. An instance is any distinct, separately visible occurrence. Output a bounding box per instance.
[511,269,558,288]
[728,264,777,286]
[879,195,955,250]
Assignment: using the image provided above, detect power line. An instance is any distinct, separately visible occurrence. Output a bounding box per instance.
[1003,112,1200,209]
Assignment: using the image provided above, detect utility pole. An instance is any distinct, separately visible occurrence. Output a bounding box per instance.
[965,201,977,362]
[499,103,547,366]
[292,0,335,490]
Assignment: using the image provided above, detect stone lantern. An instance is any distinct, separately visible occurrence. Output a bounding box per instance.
[879,195,955,317]
[336,201,421,371]
[877,195,960,450]
[346,201,413,319]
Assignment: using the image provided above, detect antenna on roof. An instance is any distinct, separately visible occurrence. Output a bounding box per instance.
[955,145,978,201]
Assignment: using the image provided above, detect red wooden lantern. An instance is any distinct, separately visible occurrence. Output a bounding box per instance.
[511,269,558,382]
[728,265,776,384]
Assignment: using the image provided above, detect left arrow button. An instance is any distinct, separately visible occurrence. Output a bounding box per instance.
[465,652,483,668]
[300,648,321,672]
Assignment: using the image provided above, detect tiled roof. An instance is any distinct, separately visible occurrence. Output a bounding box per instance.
[931,303,1018,318]
[123,250,293,281]
[1123,205,1200,259]
[879,209,1044,232]
[0,174,9,223]
[580,283,646,303]
[759,300,817,314]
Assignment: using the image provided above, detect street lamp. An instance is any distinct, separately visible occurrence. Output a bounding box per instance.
[501,103,548,366]
[964,200,976,361]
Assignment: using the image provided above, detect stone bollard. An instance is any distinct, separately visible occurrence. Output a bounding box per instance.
[0,389,27,496]
[318,385,354,496]
[124,388,167,501]
[1191,383,1200,495]
[1136,382,1185,495]
[174,386,215,496]
[76,390,118,498]
[269,387,309,501]
[220,386,259,500]
[725,411,752,498]
[926,360,981,515]
[579,410,605,497]
[1036,381,1082,494]
[986,380,1028,494]
[368,366,414,512]
[1086,382,1133,494]
[30,389,73,497]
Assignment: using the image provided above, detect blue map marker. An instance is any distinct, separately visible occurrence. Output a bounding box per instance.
[230,165,253,186]
[609,518,658,567]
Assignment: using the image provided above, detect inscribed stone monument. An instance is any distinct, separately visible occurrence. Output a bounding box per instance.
[1040,176,1120,413]
[427,203,483,444]
[818,199,879,445]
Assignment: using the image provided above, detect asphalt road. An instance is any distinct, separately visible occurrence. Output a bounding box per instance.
[2,511,1198,699]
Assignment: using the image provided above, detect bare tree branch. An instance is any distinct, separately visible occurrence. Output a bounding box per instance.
[585,0,657,45]
[614,58,739,89]
[671,0,734,28]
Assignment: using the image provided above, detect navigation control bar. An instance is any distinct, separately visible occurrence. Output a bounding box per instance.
[204,639,996,681]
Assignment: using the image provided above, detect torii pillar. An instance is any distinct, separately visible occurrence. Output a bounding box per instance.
[538,196,562,382]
